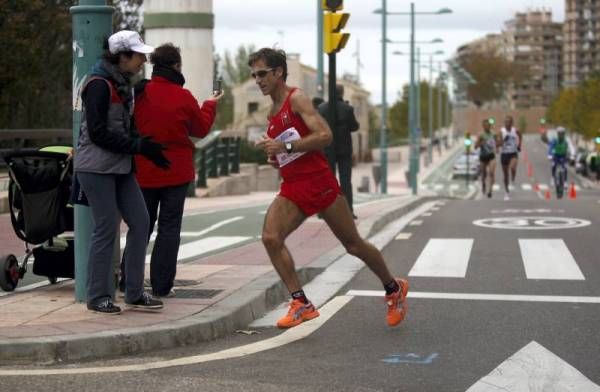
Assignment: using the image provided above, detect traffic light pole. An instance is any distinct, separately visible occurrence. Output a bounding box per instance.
[70,0,113,302]
[328,52,337,136]
[317,1,325,98]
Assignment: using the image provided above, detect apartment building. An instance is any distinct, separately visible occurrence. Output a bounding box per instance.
[503,10,563,108]
[563,0,600,86]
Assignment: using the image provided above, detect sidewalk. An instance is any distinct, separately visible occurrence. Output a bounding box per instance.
[0,146,456,365]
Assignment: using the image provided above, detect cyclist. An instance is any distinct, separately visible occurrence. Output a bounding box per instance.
[547,127,569,187]
[476,119,498,198]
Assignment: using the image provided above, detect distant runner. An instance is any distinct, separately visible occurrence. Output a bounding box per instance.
[499,115,522,200]
[251,48,408,329]
[476,119,498,198]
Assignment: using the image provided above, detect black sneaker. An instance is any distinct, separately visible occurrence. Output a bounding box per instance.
[126,292,163,311]
[87,300,122,315]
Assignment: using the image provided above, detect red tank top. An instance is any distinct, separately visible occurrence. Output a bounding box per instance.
[267,88,330,181]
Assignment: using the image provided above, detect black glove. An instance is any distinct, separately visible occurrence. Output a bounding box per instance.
[138,136,170,170]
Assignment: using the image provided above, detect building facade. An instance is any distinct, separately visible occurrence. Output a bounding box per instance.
[231,54,371,161]
[503,10,563,108]
[563,0,600,86]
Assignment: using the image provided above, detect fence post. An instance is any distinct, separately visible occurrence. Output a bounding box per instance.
[220,138,230,176]
[209,140,218,178]
[231,137,241,173]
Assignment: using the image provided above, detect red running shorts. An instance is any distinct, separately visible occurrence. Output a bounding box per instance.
[279,171,342,217]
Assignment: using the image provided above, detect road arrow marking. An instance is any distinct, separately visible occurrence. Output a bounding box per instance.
[466,341,600,391]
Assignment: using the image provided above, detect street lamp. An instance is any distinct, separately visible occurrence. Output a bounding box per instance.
[394,49,444,167]
[377,3,452,195]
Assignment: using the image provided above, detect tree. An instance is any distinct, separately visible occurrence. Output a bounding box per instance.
[459,48,526,107]
[0,0,75,129]
[222,45,256,85]
[113,0,143,32]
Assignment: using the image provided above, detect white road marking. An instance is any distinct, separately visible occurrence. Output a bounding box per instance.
[122,216,244,248]
[519,239,585,280]
[421,212,432,217]
[0,295,353,376]
[408,239,473,278]
[434,184,444,190]
[466,341,600,391]
[145,236,251,264]
[395,232,412,240]
[408,220,423,226]
[346,290,600,303]
[449,184,459,190]
[539,184,549,190]
[521,183,532,190]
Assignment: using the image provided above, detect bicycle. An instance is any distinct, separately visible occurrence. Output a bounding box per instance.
[554,158,567,199]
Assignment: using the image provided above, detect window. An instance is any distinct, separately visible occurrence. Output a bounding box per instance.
[248,102,259,114]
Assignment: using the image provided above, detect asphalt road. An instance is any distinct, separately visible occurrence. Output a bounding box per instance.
[3,135,600,391]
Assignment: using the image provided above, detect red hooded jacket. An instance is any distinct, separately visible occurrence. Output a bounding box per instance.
[134,75,216,188]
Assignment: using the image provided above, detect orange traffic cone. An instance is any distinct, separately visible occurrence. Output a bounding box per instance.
[568,182,577,199]
[545,189,552,200]
[527,163,533,177]
[534,182,540,192]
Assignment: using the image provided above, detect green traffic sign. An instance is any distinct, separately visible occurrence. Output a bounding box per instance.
[540,118,546,125]
[595,136,600,144]
[488,118,495,125]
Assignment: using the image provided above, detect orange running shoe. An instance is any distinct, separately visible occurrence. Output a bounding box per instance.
[277,299,320,329]
[385,278,409,327]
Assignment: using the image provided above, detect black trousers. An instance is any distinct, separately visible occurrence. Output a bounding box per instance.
[121,182,188,296]
[327,151,353,212]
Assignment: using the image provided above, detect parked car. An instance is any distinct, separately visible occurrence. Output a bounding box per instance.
[452,152,480,179]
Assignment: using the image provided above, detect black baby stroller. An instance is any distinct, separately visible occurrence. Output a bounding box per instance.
[0,146,75,291]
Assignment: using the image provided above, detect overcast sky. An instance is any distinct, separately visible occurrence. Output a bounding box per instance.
[213,0,564,104]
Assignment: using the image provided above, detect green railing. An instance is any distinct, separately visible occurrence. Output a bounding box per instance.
[190,130,241,195]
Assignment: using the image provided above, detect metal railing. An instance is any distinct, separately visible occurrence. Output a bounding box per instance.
[190,130,241,195]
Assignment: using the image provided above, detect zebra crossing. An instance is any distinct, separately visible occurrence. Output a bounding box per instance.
[406,237,587,281]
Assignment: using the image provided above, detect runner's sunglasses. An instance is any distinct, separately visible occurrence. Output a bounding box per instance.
[251,68,274,79]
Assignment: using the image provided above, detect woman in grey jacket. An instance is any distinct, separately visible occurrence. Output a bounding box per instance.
[75,30,167,314]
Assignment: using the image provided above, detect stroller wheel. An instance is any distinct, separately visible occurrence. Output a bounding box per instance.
[0,255,20,292]
[48,276,58,284]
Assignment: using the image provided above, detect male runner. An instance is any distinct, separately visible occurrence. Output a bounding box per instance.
[251,48,408,329]
[499,115,522,200]
[475,119,498,198]
[547,127,569,185]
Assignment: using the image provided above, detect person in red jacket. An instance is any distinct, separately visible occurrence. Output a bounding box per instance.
[131,43,223,297]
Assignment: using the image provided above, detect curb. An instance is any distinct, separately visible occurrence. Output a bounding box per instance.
[0,195,433,365]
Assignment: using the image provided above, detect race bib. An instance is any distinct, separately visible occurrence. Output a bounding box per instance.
[274,127,306,167]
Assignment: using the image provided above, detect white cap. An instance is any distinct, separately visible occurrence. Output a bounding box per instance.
[108,30,154,55]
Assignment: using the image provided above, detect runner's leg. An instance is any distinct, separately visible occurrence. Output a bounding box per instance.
[480,160,488,194]
[321,196,394,284]
[261,196,307,293]
[488,159,496,195]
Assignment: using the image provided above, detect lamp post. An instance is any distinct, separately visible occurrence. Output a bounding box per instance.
[393,49,444,168]
[377,3,452,195]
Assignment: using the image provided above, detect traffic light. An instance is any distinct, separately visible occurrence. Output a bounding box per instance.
[540,117,546,125]
[323,2,350,54]
[322,0,343,11]
[464,133,472,151]
[595,136,600,144]
[488,117,495,126]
